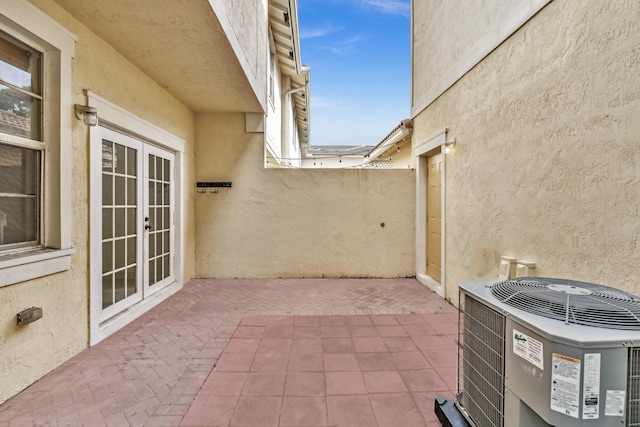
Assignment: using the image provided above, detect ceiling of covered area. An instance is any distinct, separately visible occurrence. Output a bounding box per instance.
[53,0,264,113]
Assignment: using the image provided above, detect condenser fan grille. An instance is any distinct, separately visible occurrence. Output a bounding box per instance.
[491,277,640,330]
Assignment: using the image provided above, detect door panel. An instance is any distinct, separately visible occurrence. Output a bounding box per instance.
[96,127,175,322]
[100,132,143,321]
[144,145,175,295]
[426,153,442,280]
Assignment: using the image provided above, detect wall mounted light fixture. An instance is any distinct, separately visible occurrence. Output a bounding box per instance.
[444,138,456,154]
[75,104,98,126]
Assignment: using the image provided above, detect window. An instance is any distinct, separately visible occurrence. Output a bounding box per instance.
[0,31,43,250]
[269,48,275,105]
[0,0,76,287]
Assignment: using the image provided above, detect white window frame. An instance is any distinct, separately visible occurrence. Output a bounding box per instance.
[0,0,76,288]
[88,91,185,345]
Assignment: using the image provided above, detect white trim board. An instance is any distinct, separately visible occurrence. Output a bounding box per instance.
[87,93,186,345]
[411,0,553,118]
[414,129,448,298]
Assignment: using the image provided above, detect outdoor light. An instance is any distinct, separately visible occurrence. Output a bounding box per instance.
[444,138,456,153]
[75,104,98,126]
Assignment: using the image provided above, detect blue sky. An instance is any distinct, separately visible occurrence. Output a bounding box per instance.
[297,0,410,147]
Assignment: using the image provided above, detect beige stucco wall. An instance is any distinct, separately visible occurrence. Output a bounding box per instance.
[0,0,195,404]
[412,0,519,113]
[195,113,415,278]
[412,0,640,305]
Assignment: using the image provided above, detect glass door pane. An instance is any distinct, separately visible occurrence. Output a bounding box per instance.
[144,146,174,294]
[100,135,142,318]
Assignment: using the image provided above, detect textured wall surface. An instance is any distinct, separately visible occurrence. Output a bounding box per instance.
[412,0,518,112]
[195,113,416,278]
[412,0,640,305]
[0,0,195,404]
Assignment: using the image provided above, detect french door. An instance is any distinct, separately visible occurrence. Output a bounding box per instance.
[96,127,175,323]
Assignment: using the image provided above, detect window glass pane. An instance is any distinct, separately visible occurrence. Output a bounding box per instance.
[102,208,112,239]
[126,208,136,235]
[114,176,125,205]
[0,84,41,140]
[163,230,170,253]
[115,238,125,270]
[102,241,113,273]
[102,140,114,172]
[126,266,136,297]
[149,233,155,258]
[156,156,162,182]
[102,174,112,206]
[149,181,155,205]
[163,159,170,181]
[126,147,136,176]
[163,207,169,229]
[149,259,156,286]
[0,32,42,141]
[156,230,163,256]
[126,177,136,206]
[114,270,125,303]
[163,254,170,279]
[114,208,126,238]
[102,275,113,309]
[114,143,126,175]
[0,142,40,247]
[126,237,136,266]
[148,155,155,179]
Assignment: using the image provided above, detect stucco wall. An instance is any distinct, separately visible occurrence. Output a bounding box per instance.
[412,0,519,113]
[195,113,415,278]
[412,0,640,305]
[0,0,195,404]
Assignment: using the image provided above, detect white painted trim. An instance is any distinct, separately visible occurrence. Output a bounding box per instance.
[0,249,75,288]
[90,281,182,346]
[415,129,448,297]
[0,0,77,54]
[411,0,553,118]
[87,92,185,153]
[87,94,186,346]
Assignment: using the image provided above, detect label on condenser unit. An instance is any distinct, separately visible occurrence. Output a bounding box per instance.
[582,353,601,419]
[512,329,544,369]
[605,390,625,416]
[550,353,581,419]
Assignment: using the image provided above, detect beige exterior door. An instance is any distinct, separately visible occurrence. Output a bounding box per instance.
[426,153,442,280]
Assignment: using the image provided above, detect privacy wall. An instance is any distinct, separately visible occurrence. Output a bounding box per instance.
[195,113,416,278]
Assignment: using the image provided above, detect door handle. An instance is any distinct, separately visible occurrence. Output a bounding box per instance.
[145,224,152,230]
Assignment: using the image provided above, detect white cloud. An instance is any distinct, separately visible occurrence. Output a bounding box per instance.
[358,0,410,17]
[300,22,345,39]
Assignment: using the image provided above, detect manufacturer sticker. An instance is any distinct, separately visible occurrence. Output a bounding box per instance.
[550,353,580,419]
[605,390,625,417]
[512,329,544,369]
[582,353,600,419]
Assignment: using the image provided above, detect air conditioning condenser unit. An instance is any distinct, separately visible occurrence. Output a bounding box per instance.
[456,277,640,427]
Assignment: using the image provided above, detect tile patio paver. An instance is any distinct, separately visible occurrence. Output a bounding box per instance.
[0,278,458,426]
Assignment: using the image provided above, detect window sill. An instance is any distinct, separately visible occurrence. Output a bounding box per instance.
[0,247,75,288]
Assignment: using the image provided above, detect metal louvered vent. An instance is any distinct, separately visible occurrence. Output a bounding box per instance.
[629,348,640,427]
[490,277,640,330]
[460,295,505,427]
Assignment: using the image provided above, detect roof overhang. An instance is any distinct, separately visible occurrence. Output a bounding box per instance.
[365,119,413,163]
[52,0,265,113]
[268,0,310,147]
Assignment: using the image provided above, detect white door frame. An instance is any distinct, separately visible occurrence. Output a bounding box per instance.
[88,92,185,345]
[414,128,448,298]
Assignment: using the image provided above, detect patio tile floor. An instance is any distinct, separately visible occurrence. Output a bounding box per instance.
[0,278,457,426]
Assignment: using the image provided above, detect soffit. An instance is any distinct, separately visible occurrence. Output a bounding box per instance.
[268,0,310,146]
[52,0,262,113]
